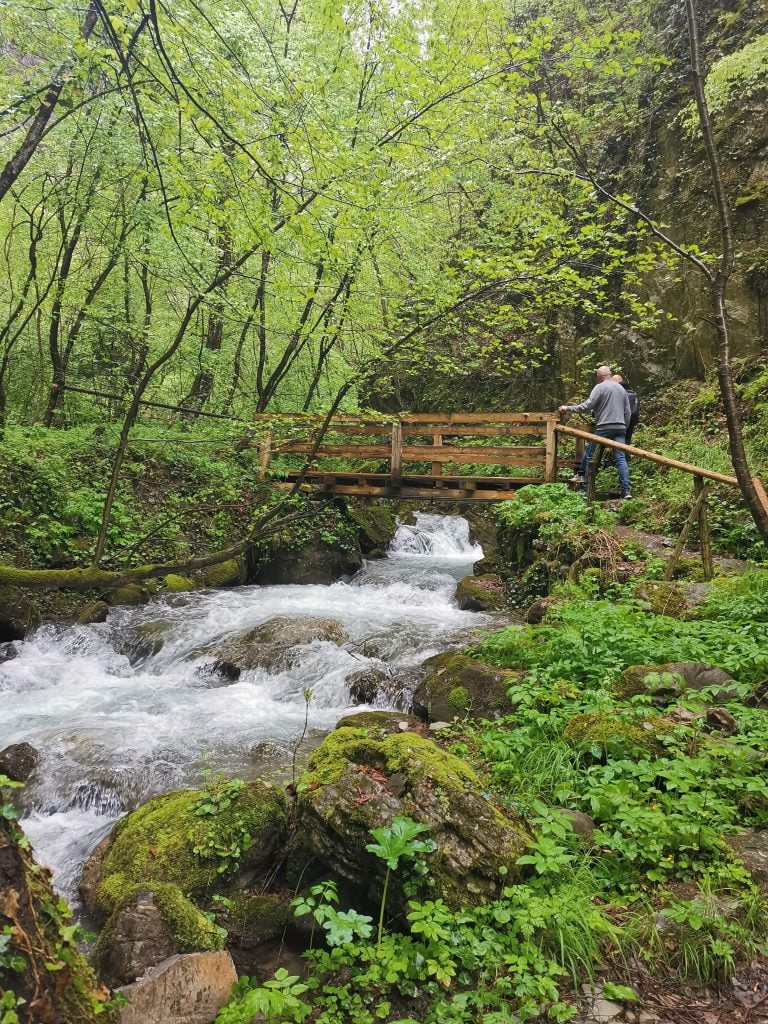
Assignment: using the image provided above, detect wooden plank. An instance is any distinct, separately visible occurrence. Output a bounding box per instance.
[390,422,403,487]
[277,469,567,486]
[273,482,520,501]
[556,424,739,487]
[695,476,714,580]
[544,421,557,482]
[279,443,391,457]
[276,443,547,464]
[322,423,550,437]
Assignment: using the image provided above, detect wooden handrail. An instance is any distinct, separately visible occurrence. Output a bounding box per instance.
[555,424,739,486]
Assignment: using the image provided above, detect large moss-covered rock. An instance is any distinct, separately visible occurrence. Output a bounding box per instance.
[455,574,506,612]
[83,781,288,917]
[334,710,426,737]
[345,501,398,554]
[213,616,349,677]
[297,727,528,909]
[0,822,115,1023]
[106,584,151,607]
[254,537,362,585]
[163,574,197,593]
[634,581,712,619]
[412,652,517,722]
[613,663,738,703]
[563,712,666,757]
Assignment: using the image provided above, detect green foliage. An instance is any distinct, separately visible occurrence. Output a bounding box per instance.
[702,33,768,115]
[495,485,614,548]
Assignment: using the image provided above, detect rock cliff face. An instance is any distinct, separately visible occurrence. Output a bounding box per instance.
[598,0,768,385]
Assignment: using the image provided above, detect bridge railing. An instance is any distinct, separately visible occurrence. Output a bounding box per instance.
[252,412,573,488]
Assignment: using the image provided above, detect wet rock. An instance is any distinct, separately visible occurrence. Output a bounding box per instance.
[122,620,173,662]
[613,663,738,704]
[82,781,288,918]
[213,616,349,677]
[412,652,518,722]
[76,600,110,624]
[724,831,768,884]
[523,595,565,624]
[455,573,506,612]
[0,741,38,782]
[81,833,114,912]
[334,710,425,736]
[216,892,292,947]
[117,950,237,1024]
[107,583,151,607]
[0,640,21,663]
[254,537,362,585]
[346,666,389,704]
[94,888,180,988]
[345,501,398,554]
[297,727,528,910]
[0,586,41,641]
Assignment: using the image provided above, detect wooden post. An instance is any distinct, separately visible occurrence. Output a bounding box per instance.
[544,420,557,482]
[258,430,272,479]
[663,480,710,581]
[586,443,603,506]
[390,421,403,488]
[695,475,714,580]
[432,432,443,488]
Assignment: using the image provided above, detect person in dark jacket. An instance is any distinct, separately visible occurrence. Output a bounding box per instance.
[559,365,632,498]
[612,373,639,452]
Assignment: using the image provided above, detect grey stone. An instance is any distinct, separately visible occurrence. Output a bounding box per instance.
[96,889,179,988]
[558,808,596,842]
[725,830,768,884]
[429,721,452,731]
[0,742,38,782]
[213,616,349,677]
[117,951,237,1024]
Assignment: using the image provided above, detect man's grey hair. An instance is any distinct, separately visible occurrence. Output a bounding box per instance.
[596,365,612,379]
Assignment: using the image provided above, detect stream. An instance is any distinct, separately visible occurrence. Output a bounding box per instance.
[0,513,485,908]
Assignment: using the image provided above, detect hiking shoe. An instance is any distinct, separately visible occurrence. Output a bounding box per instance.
[570,474,585,484]
[621,492,633,500]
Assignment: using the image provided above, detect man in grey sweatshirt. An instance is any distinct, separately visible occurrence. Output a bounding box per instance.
[559,365,632,498]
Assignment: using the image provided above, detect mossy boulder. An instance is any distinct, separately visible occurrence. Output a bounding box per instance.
[213,616,349,677]
[83,781,288,918]
[201,557,246,589]
[93,884,223,988]
[455,574,506,612]
[254,537,362,585]
[106,583,150,607]
[163,574,197,593]
[634,581,711,619]
[613,663,738,704]
[345,501,398,554]
[76,600,110,624]
[345,666,389,704]
[412,652,518,722]
[563,712,666,757]
[297,727,528,910]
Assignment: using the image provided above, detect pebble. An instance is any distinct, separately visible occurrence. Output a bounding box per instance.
[429,721,452,731]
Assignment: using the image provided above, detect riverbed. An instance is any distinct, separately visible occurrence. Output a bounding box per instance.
[0,513,485,906]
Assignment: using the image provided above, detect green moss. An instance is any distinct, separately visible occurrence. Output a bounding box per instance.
[448,686,471,714]
[299,727,384,790]
[202,557,244,588]
[334,711,423,736]
[382,732,482,791]
[455,574,505,611]
[345,501,398,548]
[612,665,685,700]
[97,782,288,911]
[224,892,290,945]
[563,712,665,756]
[163,573,196,592]
[94,882,224,963]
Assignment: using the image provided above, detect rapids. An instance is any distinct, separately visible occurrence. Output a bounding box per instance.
[0,512,485,906]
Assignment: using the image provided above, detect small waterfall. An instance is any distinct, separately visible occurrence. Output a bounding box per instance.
[1,513,485,907]
[389,512,483,559]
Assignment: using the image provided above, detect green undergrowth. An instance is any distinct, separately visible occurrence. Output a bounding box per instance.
[613,369,768,559]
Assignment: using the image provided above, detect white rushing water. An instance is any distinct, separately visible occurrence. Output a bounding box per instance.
[0,513,485,905]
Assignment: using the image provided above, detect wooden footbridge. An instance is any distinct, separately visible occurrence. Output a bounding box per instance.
[252,410,745,504]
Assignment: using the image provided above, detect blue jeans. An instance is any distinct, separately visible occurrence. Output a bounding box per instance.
[579,428,631,495]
